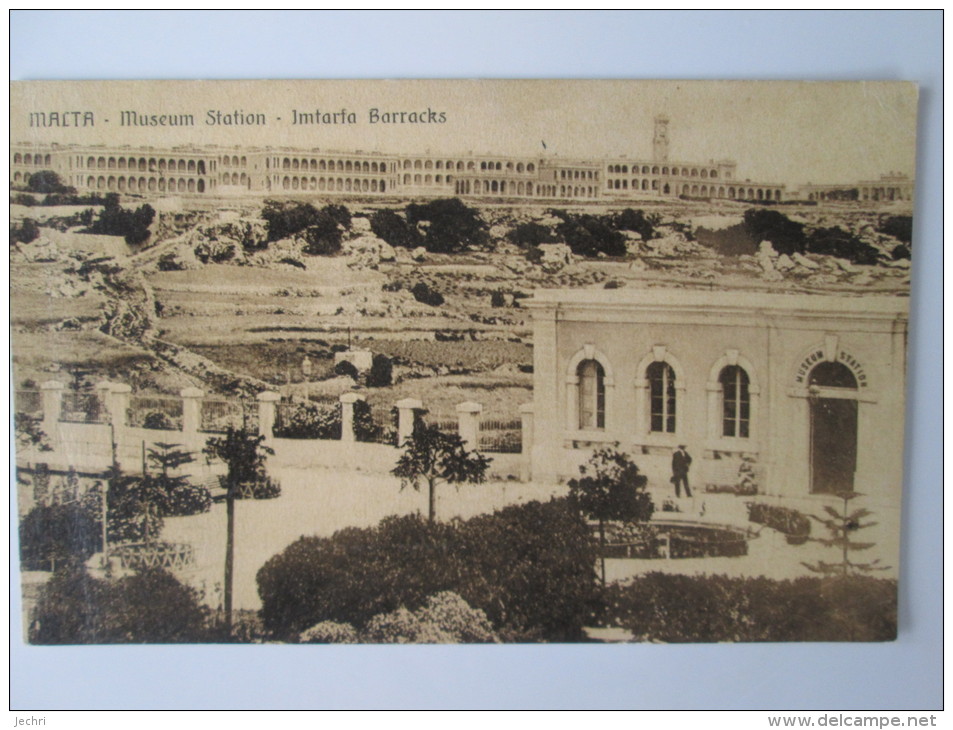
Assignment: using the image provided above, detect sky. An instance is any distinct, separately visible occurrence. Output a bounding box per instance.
[11,79,918,188]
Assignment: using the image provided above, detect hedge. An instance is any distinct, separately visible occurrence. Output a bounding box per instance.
[257,498,597,642]
[601,572,897,642]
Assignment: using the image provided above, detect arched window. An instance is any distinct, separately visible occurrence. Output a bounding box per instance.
[577,360,605,430]
[720,366,750,438]
[647,361,676,433]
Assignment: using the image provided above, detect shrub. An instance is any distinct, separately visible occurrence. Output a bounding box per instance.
[27,170,75,195]
[10,218,40,244]
[142,411,175,430]
[299,620,359,644]
[743,209,805,256]
[490,290,506,307]
[19,503,102,571]
[279,256,306,269]
[601,573,896,642]
[405,198,488,253]
[334,360,360,380]
[273,401,341,440]
[891,244,911,261]
[12,192,37,206]
[370,209,423,249]
[261,200,321,241]
[86,194,155,245]
[805,226,880,265]
[31,565,209,644]
[362,592,497,644]
[411,281,445,306]
[508,221,555,249]
[301,213,343,255]
[878,215,912,244]
[747,502,811,538]
[257,499,597,642]
[613,208,657,240]
[366,353,393,388]
[157,252,185,271]
[556,213,627,257]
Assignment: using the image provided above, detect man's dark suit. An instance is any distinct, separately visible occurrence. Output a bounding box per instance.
[672,448,692,498]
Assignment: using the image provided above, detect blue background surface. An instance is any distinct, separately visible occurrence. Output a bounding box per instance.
[9,10,943,710]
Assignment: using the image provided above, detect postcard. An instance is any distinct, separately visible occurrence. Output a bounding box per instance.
[11,79,916,644]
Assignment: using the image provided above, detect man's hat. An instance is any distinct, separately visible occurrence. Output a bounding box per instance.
[678,444,686,449]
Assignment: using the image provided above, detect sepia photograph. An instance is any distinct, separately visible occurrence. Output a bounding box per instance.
[10,78,919,650]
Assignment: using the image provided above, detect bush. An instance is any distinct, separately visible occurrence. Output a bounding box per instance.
[142,411,175,430]
[805,226,880,265]
[301,214,343,256]
[299,620,360,644]
[86,194,155,245]
[27,170,74,195]
[19,503,102,571]
[261,200,321,241]
[370,209,423,249]
[601,573,896,642]
[362,592,498,644]
[405,198,488,253]
[257,499,597,641]
[333,360,360,380]
[891,244,911,261]
[490,290,506,307]
[10,218,40,244]
[411,281,445,306]
[279,256,306,269]
[743,209,805,256]
[273,401,342,439]
[878,215,912,244]
[12,192,37,206]
[157,252,185,271]
[31,565,210,644]
[366,353,393,388]
[508,222,555,249]
[613,208,657,240]
[747,502,811,538]
[555,213,626,257]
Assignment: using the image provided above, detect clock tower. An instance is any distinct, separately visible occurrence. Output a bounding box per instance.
[653,115,670,163]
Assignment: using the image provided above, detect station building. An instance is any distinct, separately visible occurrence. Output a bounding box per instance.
[524,289,908,512]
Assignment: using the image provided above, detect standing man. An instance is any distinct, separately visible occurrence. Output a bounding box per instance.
[672,444,692,498]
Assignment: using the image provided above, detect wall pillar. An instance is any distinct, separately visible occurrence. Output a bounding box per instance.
[456,401,483,451]
[40,380,64,435]
[395,398,423,446]
[180,387,205,450]
[257,391,281,442]
[519,403,534,482]
[339,392,364,443]
[106,384,131,468]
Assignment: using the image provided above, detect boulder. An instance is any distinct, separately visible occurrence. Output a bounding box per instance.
[411,246,427,262]
[350,216,372,233]
[832,257,855,273]
[791,252,820,270]
[775,253,795,271]
[537,243,574,273]
[758,240,778,258]
[342,234,391,269]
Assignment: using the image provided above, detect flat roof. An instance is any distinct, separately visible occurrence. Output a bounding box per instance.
[527,288,909,316]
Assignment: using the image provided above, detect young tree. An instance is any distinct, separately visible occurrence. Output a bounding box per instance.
[144,442,212,518]
[568,446,654,585]
[802,491,888,576]
[392,423,491,522]
[204,428,278,634]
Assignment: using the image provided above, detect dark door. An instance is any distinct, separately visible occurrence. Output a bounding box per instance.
[810,398,858,495]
